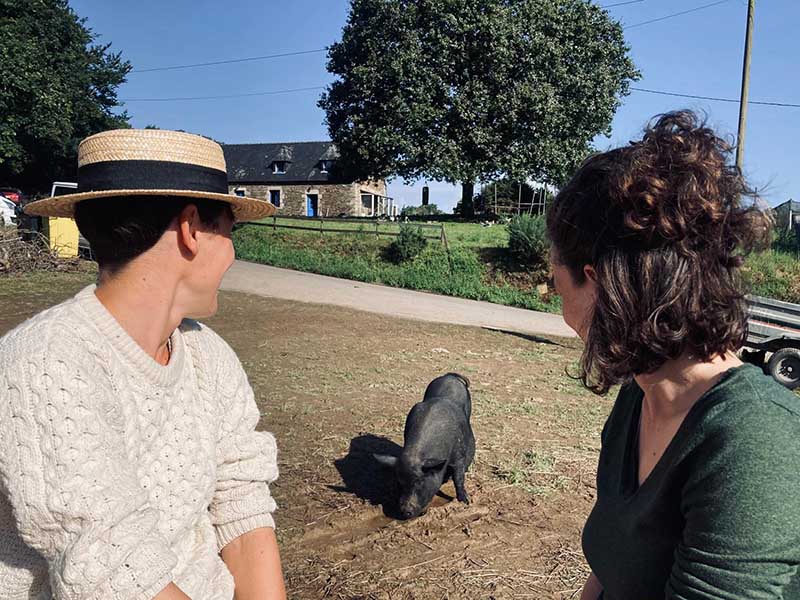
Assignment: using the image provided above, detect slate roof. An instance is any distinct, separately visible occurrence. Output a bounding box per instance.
[774,199,800,213]
[222,141,346,184]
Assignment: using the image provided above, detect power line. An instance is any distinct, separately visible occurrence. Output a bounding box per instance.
[132,48,329,73]
[601,0,645,8]
[128,2,725,74]
[127,2,725,77]
[631,86,800,108]
[624,0,730,29]
[120,85,326,102]
[120,83,800,108]
[132,3,653,74]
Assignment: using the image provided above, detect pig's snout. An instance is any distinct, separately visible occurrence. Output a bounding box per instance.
[397,502,424,520]
[397,494,426,520]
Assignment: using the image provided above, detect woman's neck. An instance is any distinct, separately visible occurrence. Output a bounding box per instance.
[634,351,743,422]
[94,262,185,365]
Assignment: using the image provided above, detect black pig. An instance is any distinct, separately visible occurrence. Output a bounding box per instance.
[374,373,475,519]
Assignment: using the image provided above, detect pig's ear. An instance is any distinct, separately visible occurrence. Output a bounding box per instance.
[373,454,399,468]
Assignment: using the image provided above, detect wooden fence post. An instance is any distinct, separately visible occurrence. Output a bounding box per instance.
[441,224,454,274]
[320,217,325,235]
[273,215,277,232]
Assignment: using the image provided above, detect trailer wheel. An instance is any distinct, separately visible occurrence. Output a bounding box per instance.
[767,348,800,390]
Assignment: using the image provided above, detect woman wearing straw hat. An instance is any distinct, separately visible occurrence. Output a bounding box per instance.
[0,129,286,599]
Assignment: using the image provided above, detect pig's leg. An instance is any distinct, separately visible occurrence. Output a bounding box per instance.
[452,463,470,504]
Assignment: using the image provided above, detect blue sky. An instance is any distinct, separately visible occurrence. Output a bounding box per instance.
[70,0,799,212]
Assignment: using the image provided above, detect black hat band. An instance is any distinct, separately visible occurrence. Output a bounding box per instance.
[78,160,229,194]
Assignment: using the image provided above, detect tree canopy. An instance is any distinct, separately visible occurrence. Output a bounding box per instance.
[320,0,639,215]
[0,0,131,194]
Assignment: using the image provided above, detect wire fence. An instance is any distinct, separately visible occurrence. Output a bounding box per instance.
[241,215,448,242]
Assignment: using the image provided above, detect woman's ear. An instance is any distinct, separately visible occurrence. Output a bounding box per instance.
[583,264,598,284]
[177,204,201,257]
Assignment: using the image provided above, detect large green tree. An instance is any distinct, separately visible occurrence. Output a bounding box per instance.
[0,0,131,194]
[320,0,639,217]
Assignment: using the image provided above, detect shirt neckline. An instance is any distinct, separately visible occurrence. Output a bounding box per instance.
[73,284,187,388]
[621,363,755,499]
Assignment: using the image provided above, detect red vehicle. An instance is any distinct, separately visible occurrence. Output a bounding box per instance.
[0,188,22,205]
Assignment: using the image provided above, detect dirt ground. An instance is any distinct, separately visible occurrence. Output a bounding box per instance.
[2,273,613,599]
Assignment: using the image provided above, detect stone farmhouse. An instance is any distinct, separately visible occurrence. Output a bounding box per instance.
[222,141,394,218]
[774,199,800,232]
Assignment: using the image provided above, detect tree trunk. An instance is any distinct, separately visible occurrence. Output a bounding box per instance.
[461,182,475,219]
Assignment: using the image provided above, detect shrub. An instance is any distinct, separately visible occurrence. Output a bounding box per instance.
[386,225,427,263]
[400,203,444,217]
[507,214,549,268]
[772,227,799,255]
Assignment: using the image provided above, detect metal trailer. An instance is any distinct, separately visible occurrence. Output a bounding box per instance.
[744,295,800,389]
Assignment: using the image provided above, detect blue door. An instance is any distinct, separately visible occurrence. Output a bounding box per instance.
[306,194,318,217]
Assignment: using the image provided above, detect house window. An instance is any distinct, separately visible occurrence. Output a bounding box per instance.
[269,189,281,207]
[233,188,247,197]
[319,160,334,173]
[272,161,287,174]
[361,193,374,215]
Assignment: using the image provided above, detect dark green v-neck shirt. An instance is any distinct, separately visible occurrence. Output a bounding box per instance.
[583,364,800,600]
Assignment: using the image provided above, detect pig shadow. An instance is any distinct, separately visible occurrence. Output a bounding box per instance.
[332,433,454,519]
[331,433,403,518]
[483,327,565,346]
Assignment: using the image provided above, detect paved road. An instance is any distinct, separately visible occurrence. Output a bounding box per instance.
[222,261,576,339]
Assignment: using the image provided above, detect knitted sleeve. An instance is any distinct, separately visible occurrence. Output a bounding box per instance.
[0,335,177,600]
[205,333,279,551]
[666,391,800,599]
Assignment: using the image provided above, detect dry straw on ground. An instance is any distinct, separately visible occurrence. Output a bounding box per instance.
[0,228,84,274]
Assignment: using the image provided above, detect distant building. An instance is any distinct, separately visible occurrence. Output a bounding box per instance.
[773,199,800,232]
[222,141,394,217]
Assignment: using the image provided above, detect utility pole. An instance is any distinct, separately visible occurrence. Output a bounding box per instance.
[736,0,755,172]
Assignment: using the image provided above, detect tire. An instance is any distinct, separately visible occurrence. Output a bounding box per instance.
[767,348,800,390]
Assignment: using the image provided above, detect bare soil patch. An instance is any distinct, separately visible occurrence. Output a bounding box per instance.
[2,273,610,599]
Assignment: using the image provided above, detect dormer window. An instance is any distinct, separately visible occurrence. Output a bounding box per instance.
[319,160,334,173]
[272,161,288,174]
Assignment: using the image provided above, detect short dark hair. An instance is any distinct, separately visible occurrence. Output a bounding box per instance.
[75,195,233,273]
[547,110,771,394]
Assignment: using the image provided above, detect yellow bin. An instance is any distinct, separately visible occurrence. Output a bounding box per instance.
[44,217,80,258]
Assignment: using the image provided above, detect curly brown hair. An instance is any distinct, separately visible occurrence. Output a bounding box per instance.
[547,110,772,394]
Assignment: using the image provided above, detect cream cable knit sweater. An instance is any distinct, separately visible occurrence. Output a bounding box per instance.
[0,286,279,600]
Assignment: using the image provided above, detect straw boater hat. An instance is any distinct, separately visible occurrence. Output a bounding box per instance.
[24,129,276,220]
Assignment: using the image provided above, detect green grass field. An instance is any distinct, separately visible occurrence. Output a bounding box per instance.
[253,217,509,249]
[742,250,800,304]
[233,223,560,313]
[237,216,800,312]
[443,221,509,248]
[0,270,95,297]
